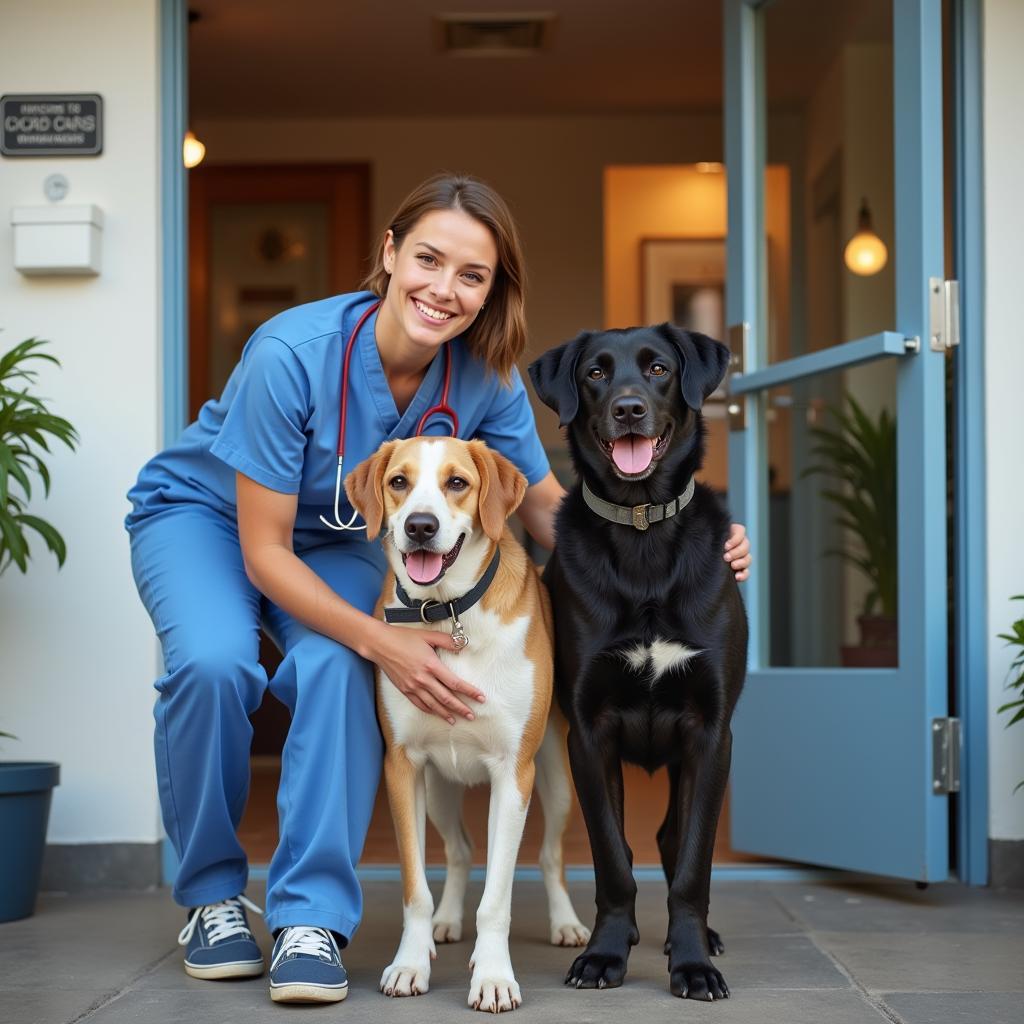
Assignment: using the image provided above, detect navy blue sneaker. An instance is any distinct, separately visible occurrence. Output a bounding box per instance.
[177,894,264,980]
[269,926,349,1003]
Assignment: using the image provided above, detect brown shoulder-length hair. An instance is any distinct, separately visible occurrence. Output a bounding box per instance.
[362,173,527,384]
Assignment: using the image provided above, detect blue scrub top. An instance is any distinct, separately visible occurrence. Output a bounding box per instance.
[126,291,550,551]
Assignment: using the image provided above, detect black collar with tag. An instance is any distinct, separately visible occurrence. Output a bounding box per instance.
[581,477,695,532]
[384,546,501,649]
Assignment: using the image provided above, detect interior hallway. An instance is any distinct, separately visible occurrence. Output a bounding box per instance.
[238,755,763,866]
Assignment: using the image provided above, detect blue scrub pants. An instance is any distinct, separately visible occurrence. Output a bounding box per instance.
[128,504,386,940]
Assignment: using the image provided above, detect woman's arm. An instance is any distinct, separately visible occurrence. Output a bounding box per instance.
[235,471,485,723]
[516,471,752,580]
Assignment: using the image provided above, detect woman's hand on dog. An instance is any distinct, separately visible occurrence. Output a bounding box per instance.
[725,523,751,582]
[370,623,486,725]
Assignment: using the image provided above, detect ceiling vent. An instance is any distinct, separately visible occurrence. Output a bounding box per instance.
[434,13,556,56]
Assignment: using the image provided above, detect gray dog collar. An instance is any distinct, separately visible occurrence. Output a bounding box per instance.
[581,478,695,532]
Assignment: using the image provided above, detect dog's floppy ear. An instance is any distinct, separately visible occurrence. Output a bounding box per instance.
[661,324,731,412]
[344,440,399,541]
[468,440,528,543]
[528,331,591,427]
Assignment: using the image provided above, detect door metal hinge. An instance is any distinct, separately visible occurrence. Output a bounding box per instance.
[726,323,748,431]
[931,717,961,794]
[929,278,960,352]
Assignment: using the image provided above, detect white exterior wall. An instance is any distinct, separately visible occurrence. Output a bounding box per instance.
[0,0,163,844]
[984,0,1024,842]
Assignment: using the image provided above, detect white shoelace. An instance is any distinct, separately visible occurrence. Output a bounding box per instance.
[271,926,338,971]
[177,894,263,946]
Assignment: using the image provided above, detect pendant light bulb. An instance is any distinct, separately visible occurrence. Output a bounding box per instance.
[844,198,888,276]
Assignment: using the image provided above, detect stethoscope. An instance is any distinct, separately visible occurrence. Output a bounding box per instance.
[320,299,460,531]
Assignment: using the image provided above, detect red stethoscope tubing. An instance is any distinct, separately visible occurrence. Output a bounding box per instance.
[320,299,459,531]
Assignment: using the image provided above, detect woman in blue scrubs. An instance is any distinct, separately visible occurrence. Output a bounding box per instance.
[126,173,751,1004]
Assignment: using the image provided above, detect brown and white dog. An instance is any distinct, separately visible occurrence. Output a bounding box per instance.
[346,437,588,1013]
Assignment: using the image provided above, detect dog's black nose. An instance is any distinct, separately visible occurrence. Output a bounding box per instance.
[612,395,648,423]
[404,513,440,544]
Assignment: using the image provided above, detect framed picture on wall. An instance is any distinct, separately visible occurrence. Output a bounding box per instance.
[640,237,726,336]
[641,237,727,408]
[641,235,781,357]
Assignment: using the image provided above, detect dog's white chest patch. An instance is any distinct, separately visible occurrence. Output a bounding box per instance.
[381,610,536,782]
[621,639,701,682]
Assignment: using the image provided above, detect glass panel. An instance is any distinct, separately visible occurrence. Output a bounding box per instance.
[763,0,895,364]
[766,359,898,668]
[209,201,329,398]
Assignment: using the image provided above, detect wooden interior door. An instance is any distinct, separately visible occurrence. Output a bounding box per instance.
[188,164,370,765]
[188,163,370,418]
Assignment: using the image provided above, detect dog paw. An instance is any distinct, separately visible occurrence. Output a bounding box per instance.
[669,961,729,1001]
[565,950,628,989]
[664,926,726,957]
[380,962,430,997]
[433,918,463,943]
[468,973,522,1013]
[550,919,591,946]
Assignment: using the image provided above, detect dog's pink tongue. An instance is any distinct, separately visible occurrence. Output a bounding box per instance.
[406,550,443,584]
[612,435,655,474]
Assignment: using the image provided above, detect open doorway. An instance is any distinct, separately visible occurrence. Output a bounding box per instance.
[184,0,763,868]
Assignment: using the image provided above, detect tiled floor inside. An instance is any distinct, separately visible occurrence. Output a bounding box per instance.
[2,876,1022,1023]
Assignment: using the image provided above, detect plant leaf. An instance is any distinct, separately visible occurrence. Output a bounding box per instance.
[0,443,32,502]
[0,509,30,573]
[0,339,77,578]
[15,514,67,567]
[803,391,897,616]
[1003,706,1024,727]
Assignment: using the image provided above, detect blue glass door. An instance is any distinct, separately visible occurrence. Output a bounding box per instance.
[724,0,950,880]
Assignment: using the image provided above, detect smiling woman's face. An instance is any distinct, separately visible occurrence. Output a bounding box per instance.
[379,208,498,359]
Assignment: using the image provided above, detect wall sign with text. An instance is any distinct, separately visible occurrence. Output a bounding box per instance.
[1,94,103,157]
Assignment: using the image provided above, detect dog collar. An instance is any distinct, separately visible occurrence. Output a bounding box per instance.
[581,478,695,532]
[384,546,501,648]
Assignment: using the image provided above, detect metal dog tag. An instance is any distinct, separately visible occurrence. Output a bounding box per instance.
[449,606,469,649]
[632,504,650,531]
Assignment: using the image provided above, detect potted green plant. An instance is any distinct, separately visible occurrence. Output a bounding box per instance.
[0,338,78,922]
[804,392,897,667]
[997,596,1024,794]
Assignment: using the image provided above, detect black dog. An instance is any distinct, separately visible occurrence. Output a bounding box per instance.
[528,324,747,1001]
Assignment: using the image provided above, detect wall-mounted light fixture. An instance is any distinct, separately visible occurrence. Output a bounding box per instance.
[844,198,888,276]
[183,130,205,169]
[183,11,205,169]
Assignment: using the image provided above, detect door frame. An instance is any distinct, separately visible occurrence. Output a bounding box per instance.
[951,0,988,886]
[159,0,988,886]
[159,0,188,888]
[161,0,188,450]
